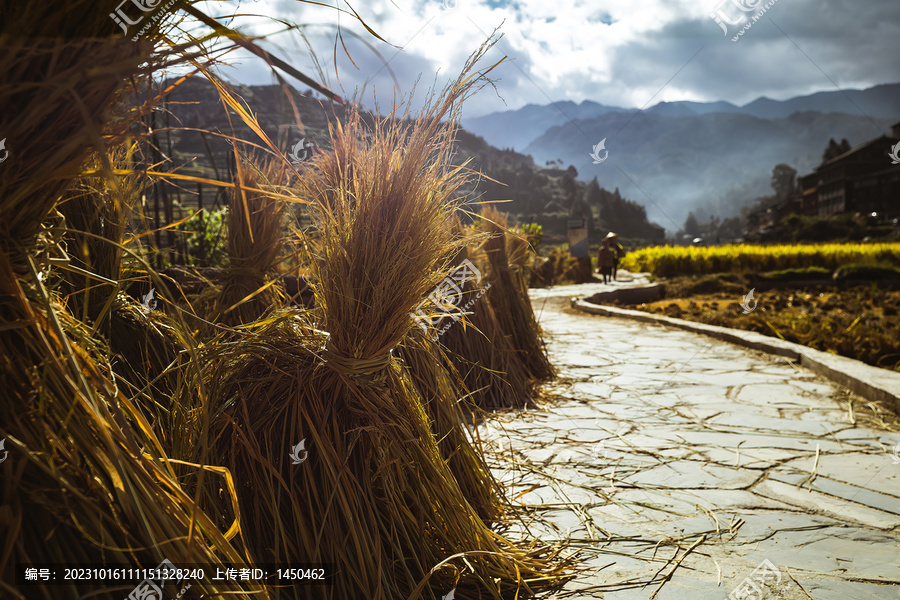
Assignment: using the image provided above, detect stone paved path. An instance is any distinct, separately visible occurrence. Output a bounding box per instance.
[480,277,900,600]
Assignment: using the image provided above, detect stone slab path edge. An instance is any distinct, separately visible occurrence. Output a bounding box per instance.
[573,299,900,413]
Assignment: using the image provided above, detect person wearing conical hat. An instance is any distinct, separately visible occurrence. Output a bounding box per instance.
[597,238,615,284]
[605,232,624,281]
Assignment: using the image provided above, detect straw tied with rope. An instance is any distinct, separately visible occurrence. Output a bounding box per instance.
[321,335,394,378]
[186,39,571,599]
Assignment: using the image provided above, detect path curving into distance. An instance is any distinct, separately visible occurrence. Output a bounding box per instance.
[479,275,900,600]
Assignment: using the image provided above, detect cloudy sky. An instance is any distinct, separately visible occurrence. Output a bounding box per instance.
[195,0,900,119]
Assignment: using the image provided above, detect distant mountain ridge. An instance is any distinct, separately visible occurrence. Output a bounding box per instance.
[461,83,900,231]
[160,77,664,245]
[461,100,627,152]
[462,82,900,151]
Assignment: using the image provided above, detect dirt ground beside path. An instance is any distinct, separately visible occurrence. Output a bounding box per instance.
[626,275,900,375]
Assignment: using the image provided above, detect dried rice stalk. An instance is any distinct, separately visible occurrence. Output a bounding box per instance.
[209,161,291,328]
[1,16,272,600]
[397,326,505,523]
[194,38,569,600]
[440,242,534,410]
[477,206,554,382]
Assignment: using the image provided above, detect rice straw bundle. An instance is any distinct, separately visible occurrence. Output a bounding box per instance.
[203,161,291,328]
[0,40,263,596]
[196,42,568,599]
[396,326,504,523]
[477,207,555,382]
[439,242,534,410]
[504,228,544,321]
[56,149,136,322]
[0,284,270,600]
[1,13,269,600]
[506,228,533,272]
[54,151,187,420]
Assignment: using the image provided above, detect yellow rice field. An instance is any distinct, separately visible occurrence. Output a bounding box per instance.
[621,243,900,277]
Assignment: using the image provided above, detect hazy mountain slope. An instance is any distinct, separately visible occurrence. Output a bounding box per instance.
[460,100,627,151]
[160,77,663,244]
[523,109,896,230]
[741,83,900,120]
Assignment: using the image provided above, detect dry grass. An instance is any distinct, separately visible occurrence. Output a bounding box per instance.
[2,4,574,598]
[396,326,505,523]
[477,206,554,382]
[0,4,351,599]
[181,41,570,599]
[201,160,293,328]
[440,243,535,410]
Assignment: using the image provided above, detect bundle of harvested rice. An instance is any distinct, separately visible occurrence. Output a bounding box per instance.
[195,42,569,599]
[0,279,268,600]
[477,206,554,382]
[396,325,504,523]
[506,227,534,272]
[56,149,136,322]
[56,150,186,420]
[529,246,576,288]
[0,39,266,600]
[200,161,291,328]
[0,6,302,597]
[438,242,534,410]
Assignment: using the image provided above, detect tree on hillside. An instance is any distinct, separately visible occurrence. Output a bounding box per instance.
[585,177,603,211]
[569,190,593,232]
[771,163,796,203]
[561,165,579,201]
[716,215,744,241]
[822,137,852,161]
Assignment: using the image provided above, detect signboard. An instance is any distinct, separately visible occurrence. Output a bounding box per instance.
[567,218,589,258]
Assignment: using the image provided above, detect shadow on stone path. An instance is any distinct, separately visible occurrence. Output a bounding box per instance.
[480,279,900,600]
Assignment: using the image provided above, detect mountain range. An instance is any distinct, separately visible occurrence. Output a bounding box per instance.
[160,78,900,244]
[158,78,659,247]
[461,83,900,230]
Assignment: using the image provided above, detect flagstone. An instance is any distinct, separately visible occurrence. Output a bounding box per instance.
[708,412,852,436]
[482,288,900,598]
[753,479,899,529]
[623,460,762,490]
[793,580,900,600]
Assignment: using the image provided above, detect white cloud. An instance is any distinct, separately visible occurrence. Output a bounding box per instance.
[190,0,900,118]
